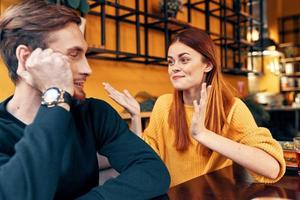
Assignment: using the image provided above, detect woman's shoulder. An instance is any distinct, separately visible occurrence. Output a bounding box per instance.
[231,97,247,110]
[151,94,173,115]
[154,94,173,107]
[157,93,173,102]
[227,97,254,122]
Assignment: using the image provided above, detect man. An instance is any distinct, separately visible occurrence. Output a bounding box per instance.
[0,0,170,199]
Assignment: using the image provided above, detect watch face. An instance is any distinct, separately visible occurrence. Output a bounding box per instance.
[43,88,60,103]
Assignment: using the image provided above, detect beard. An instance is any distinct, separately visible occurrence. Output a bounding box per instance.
[73,87,86,100]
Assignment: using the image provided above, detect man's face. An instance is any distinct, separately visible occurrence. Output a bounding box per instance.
[46,22,92,100]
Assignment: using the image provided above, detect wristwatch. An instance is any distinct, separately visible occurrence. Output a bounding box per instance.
[41,87,72,107]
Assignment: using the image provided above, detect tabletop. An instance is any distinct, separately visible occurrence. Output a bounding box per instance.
[153,164,300,200]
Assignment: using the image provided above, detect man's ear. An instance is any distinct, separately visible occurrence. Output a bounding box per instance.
[16,45,31,70]
[204,62,213,73]
[15,45,33,85]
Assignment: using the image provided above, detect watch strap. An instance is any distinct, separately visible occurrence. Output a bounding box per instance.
[59,90,73,106]
[41,87,73,107]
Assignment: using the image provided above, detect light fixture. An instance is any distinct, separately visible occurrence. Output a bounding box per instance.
[248,49,283,74]
[247,28,260,42]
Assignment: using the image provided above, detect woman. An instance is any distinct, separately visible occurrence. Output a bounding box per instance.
[103,28,285,187]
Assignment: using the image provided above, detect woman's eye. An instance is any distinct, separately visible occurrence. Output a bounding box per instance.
[180,58,190,63]
[168,60,174,66]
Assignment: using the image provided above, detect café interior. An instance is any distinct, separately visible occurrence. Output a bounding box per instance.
[1,0,300,199]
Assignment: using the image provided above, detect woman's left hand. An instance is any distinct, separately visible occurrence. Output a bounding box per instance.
[190,83,212,139]
[190,83,281,180]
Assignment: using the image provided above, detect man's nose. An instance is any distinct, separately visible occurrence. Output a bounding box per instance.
[79,57,92,75]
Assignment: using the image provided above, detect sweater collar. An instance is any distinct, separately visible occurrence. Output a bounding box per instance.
[0,96,26,128]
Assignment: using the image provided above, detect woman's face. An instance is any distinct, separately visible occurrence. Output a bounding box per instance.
[167,41,212,91]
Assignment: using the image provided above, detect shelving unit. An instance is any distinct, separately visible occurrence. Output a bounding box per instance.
[278,13,300,102]
[281,56,300,63]
[280,76,300,92]
[183,0,265,75]
[279,44,300,94]
[276,15,300,140]
[217,0,263,75]
[87,0,154,65]
[86,0,190,66]
[86,0,264,75]
[279,14,300,45]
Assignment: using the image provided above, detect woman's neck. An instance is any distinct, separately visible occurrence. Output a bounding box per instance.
[183,86,201,105]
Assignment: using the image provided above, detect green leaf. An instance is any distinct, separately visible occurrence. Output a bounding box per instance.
[47,0,58,4]
[67,0,80,9]
[79,0,90,14]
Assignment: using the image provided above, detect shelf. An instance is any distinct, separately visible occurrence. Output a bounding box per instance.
[278,15,300,103]
[279,43,300,59]
[279,43,300,48]
[214,37,255,48]
[280,72,300,77]
[88,0,174,66]
[86,0,264,74]
[221,68,261,76]
[278,15,300,93]
[279,14,300,45]
[281,57,300,63]
[147,17,190,32]
[226,10,260,24]
[264,106,300,111]
[281,87,300,92]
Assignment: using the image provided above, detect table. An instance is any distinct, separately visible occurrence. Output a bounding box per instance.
[120,111,151,130]
[153,164,300,200]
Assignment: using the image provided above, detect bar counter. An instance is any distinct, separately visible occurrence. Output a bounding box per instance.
[153,164,300,200]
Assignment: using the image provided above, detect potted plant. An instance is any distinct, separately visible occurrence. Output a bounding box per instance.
[47,0,90,14]
[47,0,90,33]
[159,0,184,18]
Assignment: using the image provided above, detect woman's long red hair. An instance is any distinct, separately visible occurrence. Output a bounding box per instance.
[168,28,236,151]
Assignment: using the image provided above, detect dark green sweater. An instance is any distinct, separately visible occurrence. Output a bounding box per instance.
[0,97,170,200]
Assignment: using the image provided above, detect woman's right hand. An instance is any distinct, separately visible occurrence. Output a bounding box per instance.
[102,82,141,117]
[103,82,142,136]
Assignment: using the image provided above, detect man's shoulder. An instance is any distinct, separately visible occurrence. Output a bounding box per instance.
[74,97,118,117]
[0,125,17,155]
[77,98,113,110]
[0,105,19,155]
[0,96,17,126]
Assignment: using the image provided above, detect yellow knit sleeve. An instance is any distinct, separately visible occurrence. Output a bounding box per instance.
[142,94,172,156]
[229,98,286,183]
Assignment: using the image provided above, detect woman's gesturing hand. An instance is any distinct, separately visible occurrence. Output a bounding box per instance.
[190,83,212,138]
[103,82,141,117]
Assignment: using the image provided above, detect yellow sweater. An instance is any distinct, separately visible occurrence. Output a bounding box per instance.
[142,94,286,187]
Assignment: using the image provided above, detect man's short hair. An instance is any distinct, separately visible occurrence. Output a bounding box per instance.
[0,0,81,84]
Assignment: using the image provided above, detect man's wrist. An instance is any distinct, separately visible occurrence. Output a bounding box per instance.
[41,87,73,108]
